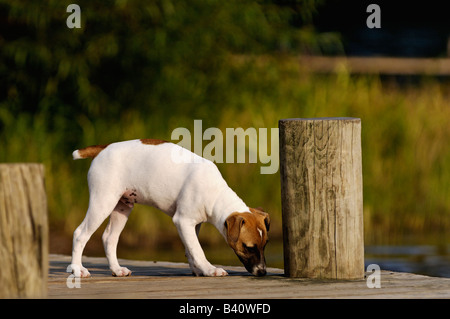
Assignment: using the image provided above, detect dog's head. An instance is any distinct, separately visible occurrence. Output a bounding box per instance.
[224,207,270,276]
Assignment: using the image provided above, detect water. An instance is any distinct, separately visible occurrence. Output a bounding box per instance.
[365,245,450,278]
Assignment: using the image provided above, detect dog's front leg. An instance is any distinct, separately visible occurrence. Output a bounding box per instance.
[184,223,203,275]
[173,216,228,277]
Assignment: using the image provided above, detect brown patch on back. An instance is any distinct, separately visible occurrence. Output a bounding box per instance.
[78,144,109,159]
[140,139,167,145]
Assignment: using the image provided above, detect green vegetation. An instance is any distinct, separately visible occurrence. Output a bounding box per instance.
[1,0,448,258]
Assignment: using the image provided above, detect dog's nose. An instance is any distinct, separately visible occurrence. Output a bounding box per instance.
[256,268,266,276]
[253,264,267,276]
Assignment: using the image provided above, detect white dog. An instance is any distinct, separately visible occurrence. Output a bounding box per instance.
[71,139,270,277]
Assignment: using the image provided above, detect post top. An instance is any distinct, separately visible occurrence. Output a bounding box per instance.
[279,117,360,122]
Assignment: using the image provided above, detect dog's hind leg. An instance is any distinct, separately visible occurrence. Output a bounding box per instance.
[71,195,119,278]
[102,201,132,277]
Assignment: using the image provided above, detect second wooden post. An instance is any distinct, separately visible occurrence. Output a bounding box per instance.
[0,164,48,298]
[279,118,364,279]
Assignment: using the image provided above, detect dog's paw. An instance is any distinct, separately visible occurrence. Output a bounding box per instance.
[203,267,228,277]
[71,265,91,278]
[111,267,132,277]
[80,268,91,278]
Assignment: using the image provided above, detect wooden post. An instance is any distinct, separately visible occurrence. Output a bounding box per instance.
[279,118,364,279]
[0,164,48,298]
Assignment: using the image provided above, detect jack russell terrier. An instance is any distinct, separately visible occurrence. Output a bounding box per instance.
[70,139,270,277]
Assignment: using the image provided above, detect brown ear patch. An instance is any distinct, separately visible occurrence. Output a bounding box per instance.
[225,213,245,243]
[249,207,270,232]
[140,139,167,145]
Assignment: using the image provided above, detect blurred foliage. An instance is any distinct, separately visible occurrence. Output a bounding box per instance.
[0,0,449,260]
[0,0,338,150]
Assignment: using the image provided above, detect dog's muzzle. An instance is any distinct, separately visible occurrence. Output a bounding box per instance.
[238,255,267,276]
[252,264,267,277]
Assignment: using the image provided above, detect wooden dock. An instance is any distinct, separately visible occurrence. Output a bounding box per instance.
[48,254,450,299]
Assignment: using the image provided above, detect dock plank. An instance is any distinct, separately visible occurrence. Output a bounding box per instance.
[48,254,450,299]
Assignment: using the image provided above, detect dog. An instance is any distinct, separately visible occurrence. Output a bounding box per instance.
[70,139,270,277]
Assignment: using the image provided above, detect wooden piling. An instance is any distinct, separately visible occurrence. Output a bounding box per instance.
[279,118,364,279]
[0,164,48,298]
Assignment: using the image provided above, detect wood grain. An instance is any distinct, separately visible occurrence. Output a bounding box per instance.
[0,164,48,298]
[279,118,364,279]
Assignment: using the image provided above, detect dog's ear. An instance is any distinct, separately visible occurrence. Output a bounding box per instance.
[249,207,270,232]
[261,212,270,232]
[263,213,270,232]
[225,213,244,244]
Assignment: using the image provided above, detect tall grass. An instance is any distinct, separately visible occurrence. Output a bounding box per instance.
[1,57,449,253]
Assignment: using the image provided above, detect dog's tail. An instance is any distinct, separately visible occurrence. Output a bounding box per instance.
[72,144,109,160]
